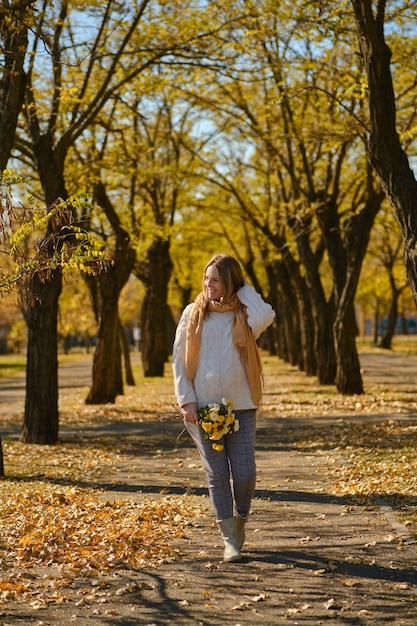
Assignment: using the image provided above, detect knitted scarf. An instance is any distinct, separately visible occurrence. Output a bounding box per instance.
[185,294,263,405]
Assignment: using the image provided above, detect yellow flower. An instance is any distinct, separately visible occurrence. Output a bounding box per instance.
[198,400,237,451]
[234,418,240,432]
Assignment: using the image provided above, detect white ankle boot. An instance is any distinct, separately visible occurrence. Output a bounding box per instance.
[218,517,242,562]
[234,515,246,549]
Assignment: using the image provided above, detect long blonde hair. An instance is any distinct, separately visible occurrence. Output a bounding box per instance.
[196,254,245,318]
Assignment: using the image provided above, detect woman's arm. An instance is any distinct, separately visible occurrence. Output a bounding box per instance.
[172,304,198,408]
[236,284,276,338]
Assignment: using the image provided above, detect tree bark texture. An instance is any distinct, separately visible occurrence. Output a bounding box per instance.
[85,182,136,404]
[21,270,62,444]
[334,299,364,395]
[270,259,302,367]
[0,2,28,170]
[120,322,135,386]
[351,0,417,308]
[316,180,382,393]
[85,285,123,404]
[139,238,173,377]
[292,219,336,384]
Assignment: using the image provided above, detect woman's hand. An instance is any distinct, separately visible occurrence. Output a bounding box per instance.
[181,402,198,424]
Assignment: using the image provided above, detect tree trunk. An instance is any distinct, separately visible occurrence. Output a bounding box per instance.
[86,290,122,404]
[263,262,279,356]
[334,299,363,395]
[316,198,363,394]
[314,301,337,385]
[379,288,398,349]
[0,2,28,170]
[139,238,173,377]
[316,177,382,394]
[275,248,316,375]
[296,284,317,376]
[270,260,301,365]
[21,270,62,443]
[277,290,297,364]
[351,0,417,308]
[120,321,135,386]
[18,103,71,442]
[293,221,336,384]
[85,182,136,404]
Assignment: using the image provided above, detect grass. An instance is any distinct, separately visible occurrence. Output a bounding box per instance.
[357,334,417,354]
[0,351,93,378]
[0,355,26,378]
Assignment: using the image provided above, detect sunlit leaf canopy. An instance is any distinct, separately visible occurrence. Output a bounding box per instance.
[3,0,417,339]
[17,0,417,235]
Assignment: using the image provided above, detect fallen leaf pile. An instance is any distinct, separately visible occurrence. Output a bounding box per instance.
[1,487,192,573]
[0,482,201,606]
[0,429,202,607]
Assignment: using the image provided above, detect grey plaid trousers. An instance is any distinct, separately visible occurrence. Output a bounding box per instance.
[185,409,256,522]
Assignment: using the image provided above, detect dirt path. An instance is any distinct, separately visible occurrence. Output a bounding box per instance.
[1,352,417,624]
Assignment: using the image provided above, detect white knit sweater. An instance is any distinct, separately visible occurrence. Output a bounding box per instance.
[172,285,275,410]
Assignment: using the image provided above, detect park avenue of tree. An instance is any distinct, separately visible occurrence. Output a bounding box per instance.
[1,0,417,444]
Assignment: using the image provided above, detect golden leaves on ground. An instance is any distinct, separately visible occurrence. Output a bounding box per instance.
[0,483,199,605]
[296,419,417,529]
[1,487,191,572]
[3,440,114,482]
[0,363,200,610]
[58,377,178,428]
[261,354,417,419]
[259,354,417,533]
[0,408,203,610]
[1,350,416,616]
[262,386,417,419]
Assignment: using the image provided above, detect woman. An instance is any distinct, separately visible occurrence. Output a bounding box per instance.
[172,254,275,562]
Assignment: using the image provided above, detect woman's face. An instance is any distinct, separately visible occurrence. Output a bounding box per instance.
[204,265,224,301]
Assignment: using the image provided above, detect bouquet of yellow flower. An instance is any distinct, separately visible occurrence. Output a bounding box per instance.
[198,398,239,451]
